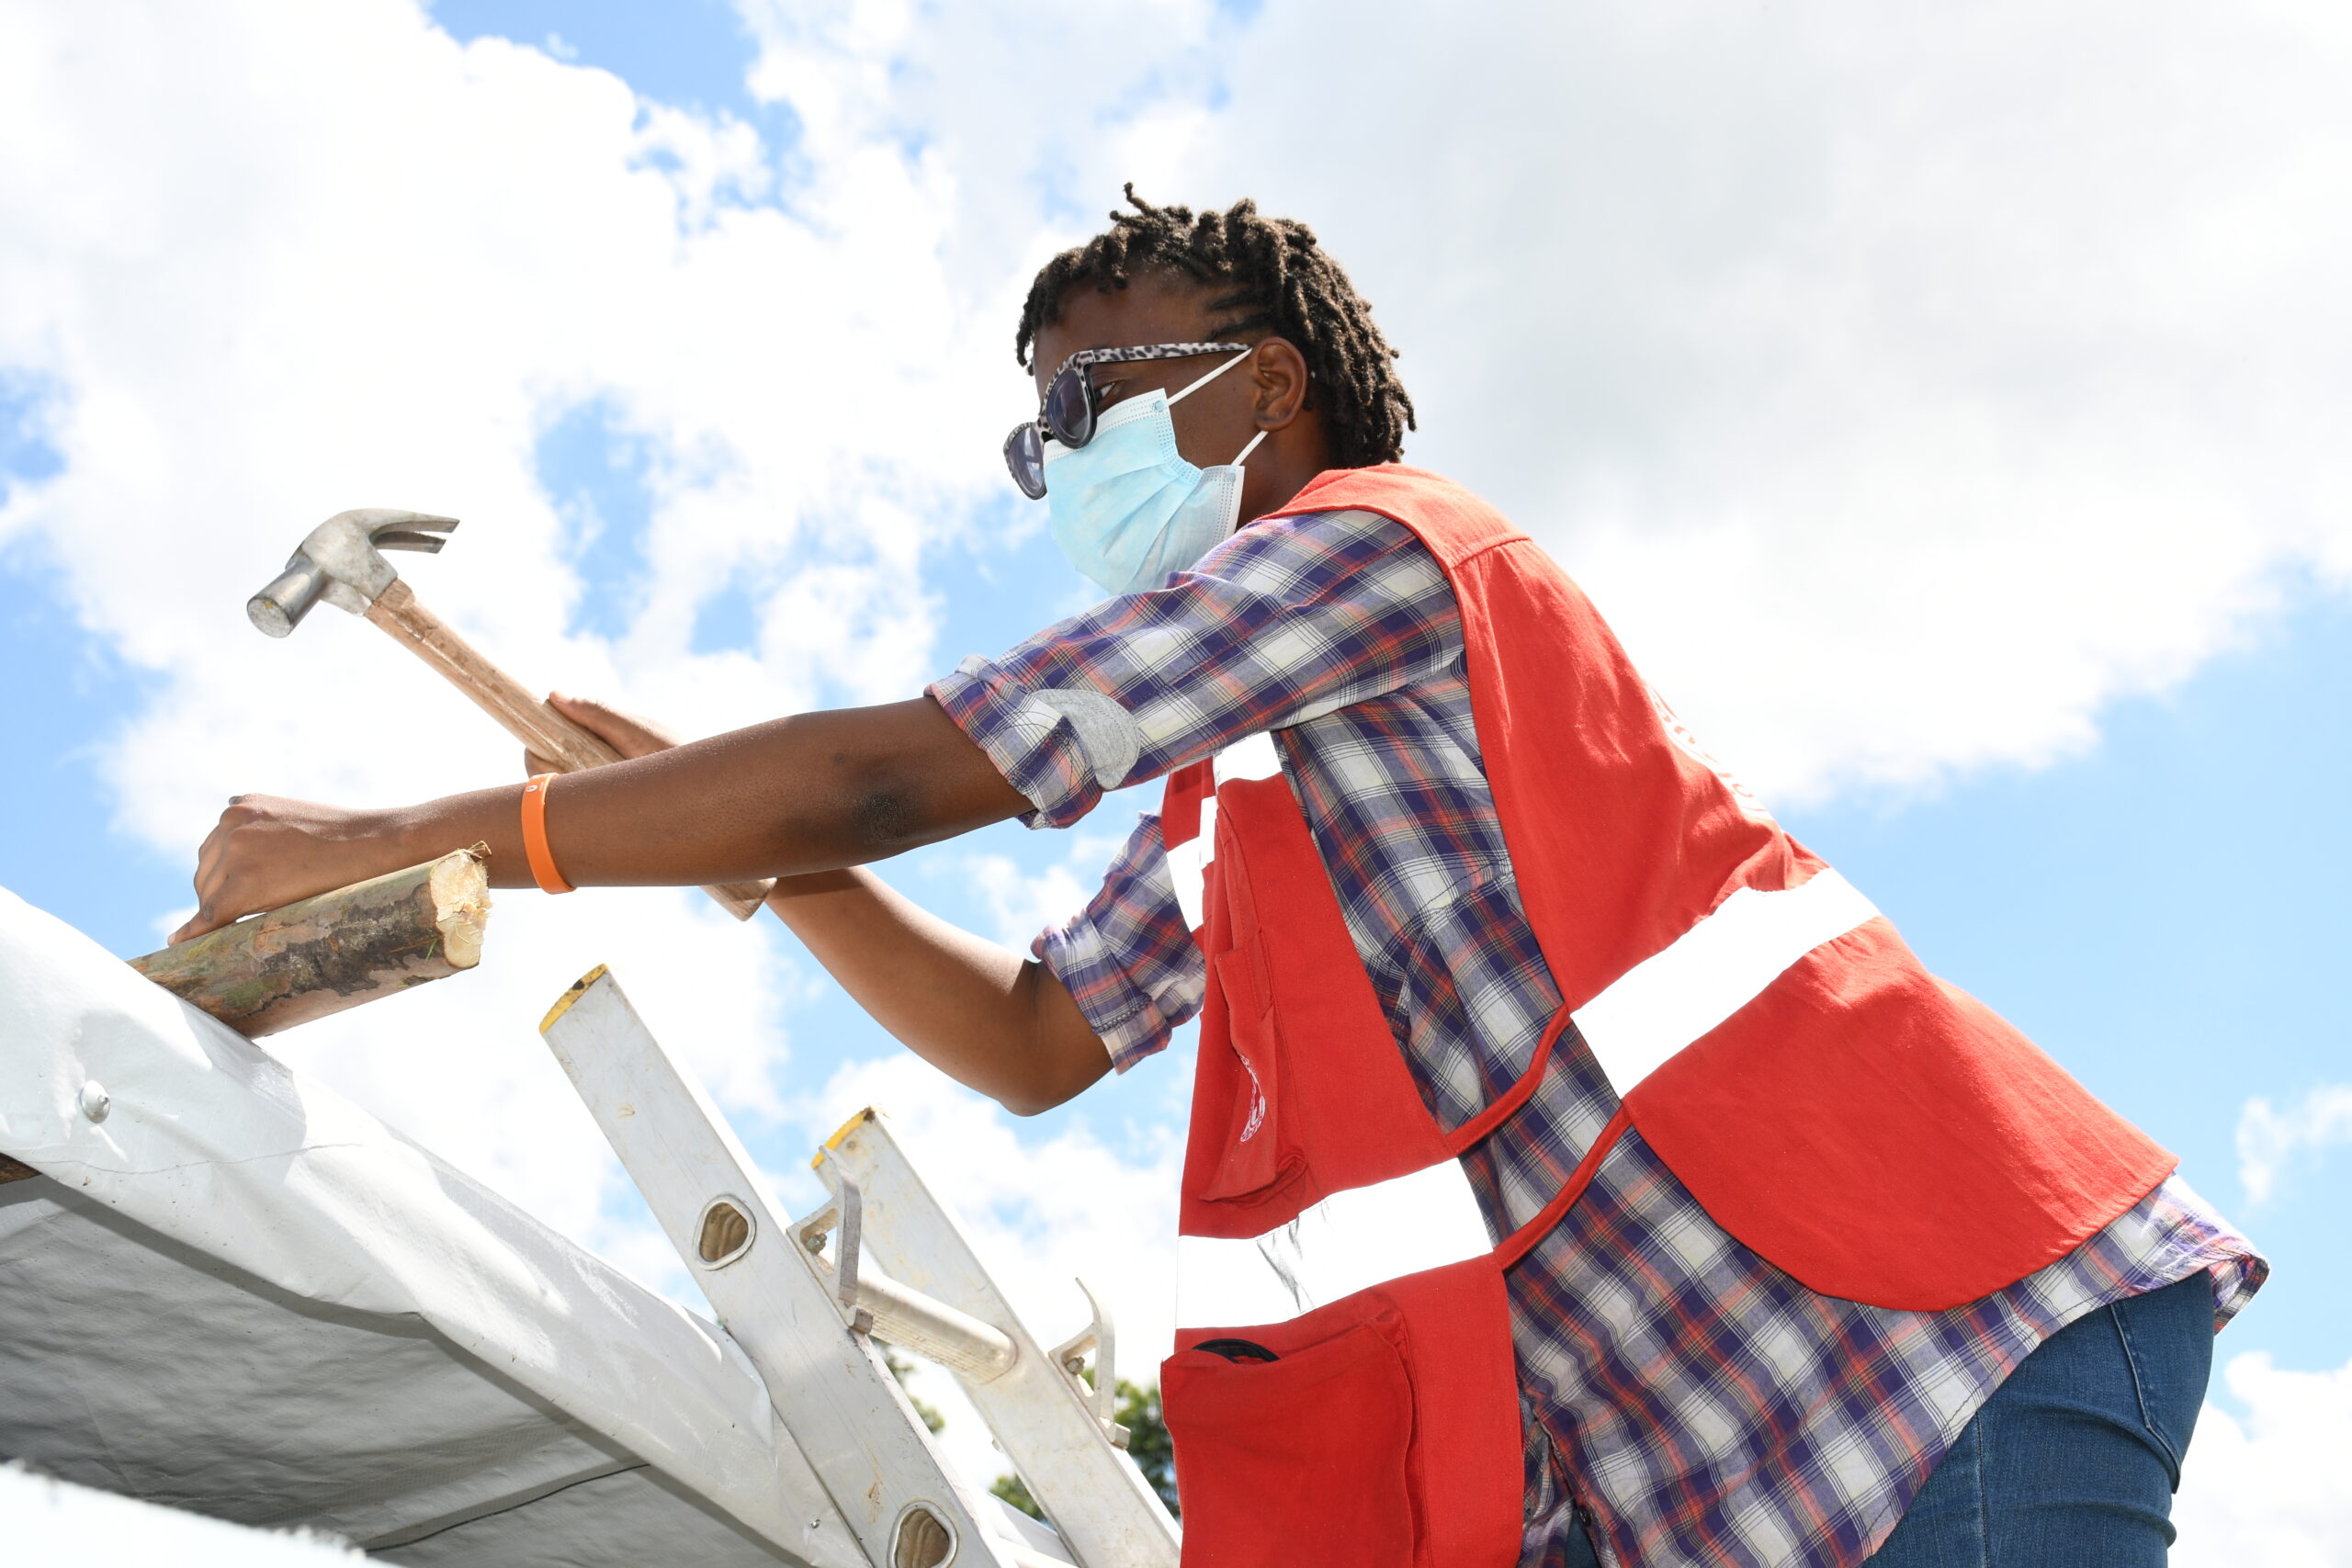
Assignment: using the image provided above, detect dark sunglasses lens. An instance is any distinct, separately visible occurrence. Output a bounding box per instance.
[1003,424,1047,500]
[1044,365,1094,447]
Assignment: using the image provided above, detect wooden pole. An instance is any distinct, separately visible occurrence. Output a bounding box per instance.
[128,846,492,1037]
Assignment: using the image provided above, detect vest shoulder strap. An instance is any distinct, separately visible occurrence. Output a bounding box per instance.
[1261,465,1522,569]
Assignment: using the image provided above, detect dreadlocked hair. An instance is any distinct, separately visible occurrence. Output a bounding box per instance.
[1015,186,1415,468]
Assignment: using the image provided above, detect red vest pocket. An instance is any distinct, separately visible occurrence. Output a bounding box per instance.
[1164,1318,1417,1566]
[1165,1258,1522,1568]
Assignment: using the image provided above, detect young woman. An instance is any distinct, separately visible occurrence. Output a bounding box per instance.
[179,191,2262,1568]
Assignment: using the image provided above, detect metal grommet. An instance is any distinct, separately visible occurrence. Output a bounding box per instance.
[695,1195,755,1268]
[890,1502,956,1568]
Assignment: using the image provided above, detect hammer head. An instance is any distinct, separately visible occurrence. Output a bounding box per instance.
[247,509,459,637]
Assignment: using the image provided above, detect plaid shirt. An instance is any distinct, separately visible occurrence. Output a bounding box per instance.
[930,506,2265,1568]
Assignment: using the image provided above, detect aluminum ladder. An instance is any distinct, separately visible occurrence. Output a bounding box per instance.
[539,964,1183,1568]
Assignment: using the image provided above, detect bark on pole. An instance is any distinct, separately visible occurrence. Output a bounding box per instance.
[127,846,492,1037]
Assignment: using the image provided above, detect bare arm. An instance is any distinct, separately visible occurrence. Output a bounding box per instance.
[175,693,1032,941]
[764,868,1109,1115]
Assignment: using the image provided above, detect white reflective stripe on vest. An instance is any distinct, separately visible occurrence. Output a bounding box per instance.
[1164,733,1285,933]
[1214,731,1283,784]
[1573,868,1881,1095]
[1168,796,1216,931]
[1175,1158,1490,1328]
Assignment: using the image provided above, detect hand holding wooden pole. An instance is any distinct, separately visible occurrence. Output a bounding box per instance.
[129,847,493,1036]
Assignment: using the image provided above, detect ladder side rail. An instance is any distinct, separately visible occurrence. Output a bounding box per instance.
[826,1111,1183,1568]
[540,970,1022,1568]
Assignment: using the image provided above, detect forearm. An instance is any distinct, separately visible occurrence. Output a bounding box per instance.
[493,701,1020,886]
[764,868,1109,1114]
[176,692,1038,945]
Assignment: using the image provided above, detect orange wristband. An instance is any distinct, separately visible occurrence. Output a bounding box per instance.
[520,773,575,894]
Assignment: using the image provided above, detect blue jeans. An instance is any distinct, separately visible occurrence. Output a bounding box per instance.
[1561,1270,2214,1566]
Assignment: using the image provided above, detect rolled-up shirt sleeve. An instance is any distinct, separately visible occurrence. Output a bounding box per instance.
[925,508,1464,1066]
[1033,813,1205,1070]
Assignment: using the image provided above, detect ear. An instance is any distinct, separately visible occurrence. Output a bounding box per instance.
[1248,337,1313,430]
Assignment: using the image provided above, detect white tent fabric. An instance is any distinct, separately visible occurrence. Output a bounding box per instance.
[0,887,859,1567]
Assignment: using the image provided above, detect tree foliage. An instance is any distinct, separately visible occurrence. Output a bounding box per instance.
[993,1379,1179,1521]
[883,1346,945,1434]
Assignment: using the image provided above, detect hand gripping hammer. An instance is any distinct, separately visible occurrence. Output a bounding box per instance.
[247,509,774,919]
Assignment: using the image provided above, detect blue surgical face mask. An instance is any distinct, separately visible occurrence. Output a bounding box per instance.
[1042,352,1268,598]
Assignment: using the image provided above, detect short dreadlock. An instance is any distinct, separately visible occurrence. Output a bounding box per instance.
[1015,186,1415,468]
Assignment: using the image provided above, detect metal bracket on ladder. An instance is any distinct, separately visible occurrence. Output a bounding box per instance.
[1048,1281,1125,1450]
[540,965,1179,1568]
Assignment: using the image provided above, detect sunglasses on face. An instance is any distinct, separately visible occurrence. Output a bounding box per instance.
[1002,341,1251,500]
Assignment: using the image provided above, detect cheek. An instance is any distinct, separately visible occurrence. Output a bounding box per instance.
[1170,382,1252,465]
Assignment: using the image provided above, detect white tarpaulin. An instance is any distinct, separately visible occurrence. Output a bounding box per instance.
[0,886,861,1567]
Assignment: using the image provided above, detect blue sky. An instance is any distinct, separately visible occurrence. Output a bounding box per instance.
[431,1,762,116]
[4,3,2347,1549]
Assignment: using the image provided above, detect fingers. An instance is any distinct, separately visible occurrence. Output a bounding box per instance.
[174,799,249,942]
[169,908,222,945]
[546,690,684,759]
[169,793,368,944]
[174,803,242,942]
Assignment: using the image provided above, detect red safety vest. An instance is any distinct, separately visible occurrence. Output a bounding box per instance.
[1155,467,2175,1568]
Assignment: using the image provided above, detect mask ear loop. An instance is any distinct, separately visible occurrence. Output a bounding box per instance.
[1172,349,1268,473]
[1166,344,1254,405]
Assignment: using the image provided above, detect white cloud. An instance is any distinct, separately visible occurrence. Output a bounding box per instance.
[2237,1083,2352,1204]
[2177,1352,2352,1567]
[1172,0,2352,804]
[951,818,1136,947]
[961,852,1095,949]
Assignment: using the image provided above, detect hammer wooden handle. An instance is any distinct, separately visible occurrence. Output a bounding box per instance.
[366,580,775,920]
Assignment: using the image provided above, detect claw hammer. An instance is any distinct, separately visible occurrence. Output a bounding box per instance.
[245,509,774,919]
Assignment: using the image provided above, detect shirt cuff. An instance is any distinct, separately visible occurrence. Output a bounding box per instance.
[929,658,1140,829]
[1035,909,1179,1073]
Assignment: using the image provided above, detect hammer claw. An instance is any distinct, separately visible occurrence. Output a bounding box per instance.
[355,511,458,555]
[372,531,452,555]
[346,509,458,531]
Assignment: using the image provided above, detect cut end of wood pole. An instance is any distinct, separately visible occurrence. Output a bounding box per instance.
[703,878,774,921]
[128,845,492,1037]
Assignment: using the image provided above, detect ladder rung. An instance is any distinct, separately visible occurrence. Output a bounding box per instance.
[854,1270,1018,1383]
